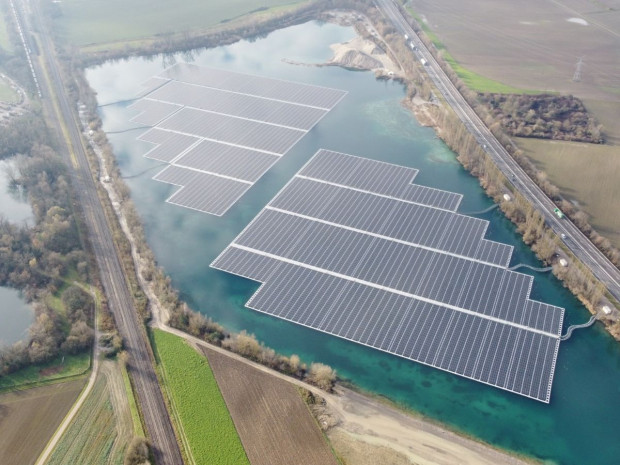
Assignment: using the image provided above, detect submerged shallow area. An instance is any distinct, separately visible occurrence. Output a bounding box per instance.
[88,21,620,464]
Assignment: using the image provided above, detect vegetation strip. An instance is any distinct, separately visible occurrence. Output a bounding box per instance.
[0,352,90,392]
[120,360,145,437]
[151,329,250,465]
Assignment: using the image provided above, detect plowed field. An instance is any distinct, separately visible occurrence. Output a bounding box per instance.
[0,379,85,465]
[202,345,339,465]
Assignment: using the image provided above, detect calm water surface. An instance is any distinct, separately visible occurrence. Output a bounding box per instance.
[87,22,620,465]
[0,158,33,225]
[0,287,32,346]
[0,158,34,345]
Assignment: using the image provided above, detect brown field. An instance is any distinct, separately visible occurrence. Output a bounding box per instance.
[518,137,620,246]
[0,379,85,465]
[408,0,620,140]
[201,345,339,465]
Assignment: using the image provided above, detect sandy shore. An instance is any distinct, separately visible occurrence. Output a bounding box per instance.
[320,386,533,465]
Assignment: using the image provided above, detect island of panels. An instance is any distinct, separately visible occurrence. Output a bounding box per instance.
[211,149,565,402]
[129,63,347,215]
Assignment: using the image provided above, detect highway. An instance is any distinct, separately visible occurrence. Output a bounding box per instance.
[376,0,620,304]
[17,1,184,463]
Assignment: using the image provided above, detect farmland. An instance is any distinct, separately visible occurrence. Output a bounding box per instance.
[46,361,133,465]
[152,329,249,465]
[202,344,340,465]
[0,379,85,465]
[52,0,306,47]
[408,0,620,139]
[518,137,620,247]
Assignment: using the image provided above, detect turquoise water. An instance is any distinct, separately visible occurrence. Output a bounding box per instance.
[0,287,33,346]
[88,22,620,464]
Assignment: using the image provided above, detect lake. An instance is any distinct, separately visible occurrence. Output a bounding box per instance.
[0,158,33,225]
[87,21,620,465]
[0,287,33,347]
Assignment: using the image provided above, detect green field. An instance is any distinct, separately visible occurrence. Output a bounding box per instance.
[54,0,304,46]
[519,137,620,248]
[152,329,249,465]
[0,352,90,391]
[46,362,133,465]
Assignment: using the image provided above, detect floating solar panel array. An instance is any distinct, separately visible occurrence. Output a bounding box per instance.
[212,149,565,402]
[130,63,347,215]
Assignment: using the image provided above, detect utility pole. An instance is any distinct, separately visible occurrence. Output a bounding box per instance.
[572,56,584,82]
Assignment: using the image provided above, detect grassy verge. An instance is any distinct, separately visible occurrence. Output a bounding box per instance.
[120,361,145,437]
[152,329,249,465]
[405,6,537,94]
[0,352,90,391]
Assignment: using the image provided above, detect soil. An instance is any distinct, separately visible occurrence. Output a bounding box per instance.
[202,344,339,465]
[0,379,85,465]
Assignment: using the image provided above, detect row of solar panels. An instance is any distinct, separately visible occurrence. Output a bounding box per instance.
[212,149,565,402]
[130,64,346,215]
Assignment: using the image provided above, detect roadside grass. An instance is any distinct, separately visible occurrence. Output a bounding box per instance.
[0,379,85,465]
[46,362,132,465]
[120,361,145,437]
[0,352,90,391]
[55,0,305,47]
[405,7,538,94]
[518,137,620,248]
[152,329,249,465]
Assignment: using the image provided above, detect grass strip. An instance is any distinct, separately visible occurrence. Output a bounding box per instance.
[120,361,145,437]
[152,329,249,465]
[0,352,90,392]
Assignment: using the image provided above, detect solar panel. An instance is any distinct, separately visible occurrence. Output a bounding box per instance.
[212,149,565,402]
[138,129,200,163]
[131,65,346,215]
[153,165,250,216]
